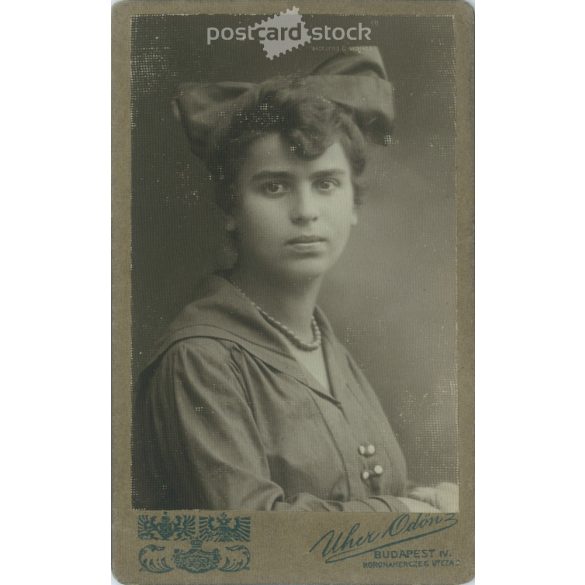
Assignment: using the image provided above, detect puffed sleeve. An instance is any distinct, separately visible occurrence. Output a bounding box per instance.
[136,338,409,512]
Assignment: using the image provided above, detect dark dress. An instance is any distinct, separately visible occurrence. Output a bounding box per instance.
[133,274,409,511]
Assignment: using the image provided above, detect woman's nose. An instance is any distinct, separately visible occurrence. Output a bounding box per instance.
[290,186,319,223]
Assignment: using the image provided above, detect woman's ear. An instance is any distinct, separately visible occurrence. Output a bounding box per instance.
[225,215,237,232]
[351,206,358,226]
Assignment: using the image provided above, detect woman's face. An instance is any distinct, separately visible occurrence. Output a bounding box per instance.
[228,132,358,283]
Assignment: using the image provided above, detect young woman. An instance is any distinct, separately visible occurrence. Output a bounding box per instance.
[133,48,457,512]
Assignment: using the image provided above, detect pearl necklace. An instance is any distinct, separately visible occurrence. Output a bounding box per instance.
[229,280,322,351]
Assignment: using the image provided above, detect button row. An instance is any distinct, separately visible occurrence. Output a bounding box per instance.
[358,443,376,456]
[361,465,384,481]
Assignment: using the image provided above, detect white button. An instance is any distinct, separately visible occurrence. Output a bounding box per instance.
[366,444,376,456]
[358,445,367,455]
[373,465,384,476]
[361,470,370,480]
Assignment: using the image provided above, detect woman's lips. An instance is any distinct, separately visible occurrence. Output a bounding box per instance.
[285,235,327,254]
[286,235,326,244]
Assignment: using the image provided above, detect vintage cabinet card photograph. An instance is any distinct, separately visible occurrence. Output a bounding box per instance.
[112,1,474,583]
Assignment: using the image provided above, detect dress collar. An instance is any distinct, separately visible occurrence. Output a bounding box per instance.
[142,273,351,400]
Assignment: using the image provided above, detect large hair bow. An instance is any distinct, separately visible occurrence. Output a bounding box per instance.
[172,46,395,162]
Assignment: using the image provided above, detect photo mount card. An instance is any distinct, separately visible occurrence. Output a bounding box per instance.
[112,1,474,583]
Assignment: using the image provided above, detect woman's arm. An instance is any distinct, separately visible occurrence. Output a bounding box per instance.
[406,483,459,512]
[135,339,414,512]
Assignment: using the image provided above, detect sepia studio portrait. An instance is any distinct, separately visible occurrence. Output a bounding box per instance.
[131,16,459,513]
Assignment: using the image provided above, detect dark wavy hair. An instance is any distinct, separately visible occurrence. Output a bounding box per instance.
[207,79,367,214]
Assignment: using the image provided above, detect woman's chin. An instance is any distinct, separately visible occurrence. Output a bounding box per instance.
[238,252,342,284]
[275,259,336,283]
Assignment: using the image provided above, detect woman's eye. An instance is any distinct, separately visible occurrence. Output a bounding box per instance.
[316,179,339,192]
[260,182,289,196]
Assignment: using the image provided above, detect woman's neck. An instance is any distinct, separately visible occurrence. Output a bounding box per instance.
[229,265,322,340]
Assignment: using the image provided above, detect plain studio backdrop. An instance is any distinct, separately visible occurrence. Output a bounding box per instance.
[130,15,457,487]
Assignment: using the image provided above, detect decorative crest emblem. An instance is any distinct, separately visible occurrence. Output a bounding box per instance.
[137,511,197,540]
[199,512,251,542]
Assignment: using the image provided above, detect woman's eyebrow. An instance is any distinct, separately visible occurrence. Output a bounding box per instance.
[250,171,293,182]
[310,169,348,180]
[250,169,348,182]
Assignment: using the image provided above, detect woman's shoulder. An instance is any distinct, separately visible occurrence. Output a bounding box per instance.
[156,336,243,371]
[141,274,250,366]
[140,336,250,401]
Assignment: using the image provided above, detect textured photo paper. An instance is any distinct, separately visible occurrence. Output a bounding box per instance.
[112,1,474,583]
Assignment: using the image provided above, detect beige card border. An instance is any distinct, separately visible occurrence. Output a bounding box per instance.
[112,1,474,583]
